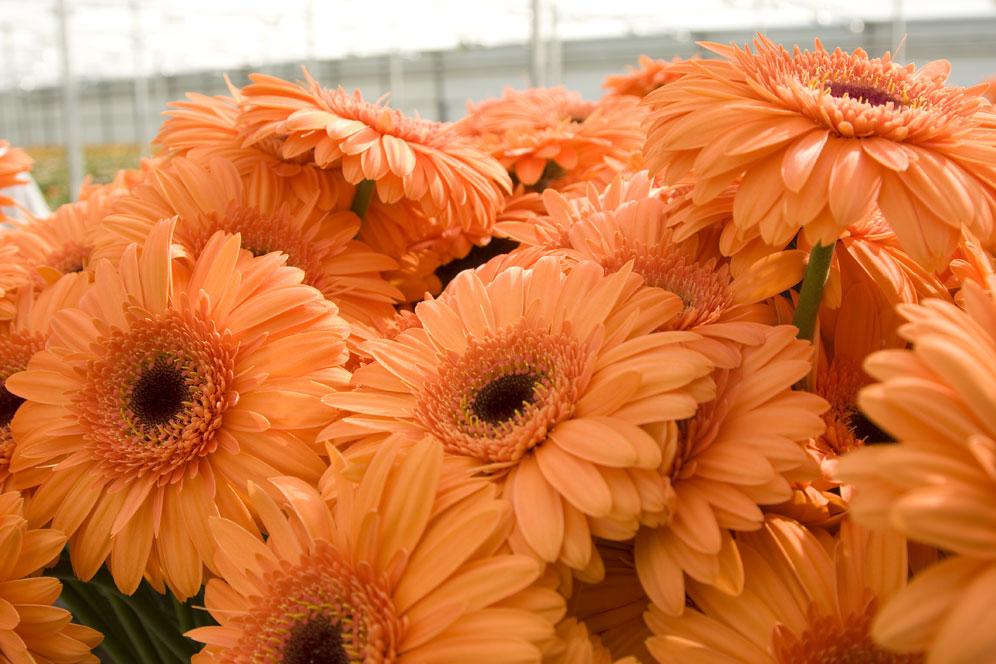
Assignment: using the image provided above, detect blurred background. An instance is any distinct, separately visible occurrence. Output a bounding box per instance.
[1,0,995,207]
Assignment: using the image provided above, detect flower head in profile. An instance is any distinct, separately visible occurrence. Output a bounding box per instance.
[237,71,511,230]
[156,85,356,211]
[836,278,996,662]
[634,325,825,616]
[602,55,690,99]
[0,491,103,663]
[646,516,921,664]
[188,436,564,663]
[324,257,715,572]
[7,220,351,599]
[0,141,33,222]
[457,87,646,192]
[643,35,996,270]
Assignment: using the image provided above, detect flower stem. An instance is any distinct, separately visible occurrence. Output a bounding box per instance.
[351,178,375,220]
[86,570,199,663]
[58,578,139,664]
[100,590,166,664]
[791,241,836,342]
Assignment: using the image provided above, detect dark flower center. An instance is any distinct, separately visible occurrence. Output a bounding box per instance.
[284,618,349,664]
[850,412,895,445]
[827,81,905,107]
[129,357,190,428]
[472,373,538,424]
[0,384,24,429]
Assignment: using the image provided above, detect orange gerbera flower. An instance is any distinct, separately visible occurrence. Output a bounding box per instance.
[323,257,715,572]
[643,35,996,270]
[836,279,996,662]
[0,491,102,663]
[236,72,511,230]
[0,273,88,489]
[602,55,689,99]
[0,141,33,221]
[156,86,356,212]
[187,436,565,663]
[457,87,646,192]
[635,325,826,616]
[558,540,652,663]
[645,515,921,664]
[0,245,30,322]
[94,156,401,351]
[6,220,350,599]
[1,188,118,283]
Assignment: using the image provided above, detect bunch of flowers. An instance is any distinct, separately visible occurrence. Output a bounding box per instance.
[0,33,994,663]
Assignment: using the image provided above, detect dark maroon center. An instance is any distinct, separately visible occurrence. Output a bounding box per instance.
[0,384,24,428]
[472,373,538,424]
[129,357,189,428]
[827,81,905,107]
[283,618,349,664]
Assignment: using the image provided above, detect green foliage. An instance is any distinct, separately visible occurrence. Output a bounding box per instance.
[25,143,144,208]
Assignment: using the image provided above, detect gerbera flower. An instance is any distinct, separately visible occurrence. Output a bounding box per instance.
[6,220,351,599]
[0,272,89,489]
[645,515,921,664]
[156,86,356,212]
[323,257,715,571]
[550,619,639,664]
[836,278,996,662]
[0,491,103,663]
[236,71,511,231]
[1,188,117,283]
[635,325,826,616]
[0,141,33,222]
[558,540,652,663]
[643,35,996,270]
[499,172,807,368]
[602,55,690,99]
[187,436,565,663]
[94,156,401,351]
[0,245,30,322]
[457,87,646,192]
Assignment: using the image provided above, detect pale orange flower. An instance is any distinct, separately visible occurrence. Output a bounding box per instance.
[635,325,826,616]
[156,87,356,211]
[187,436,565,663]
[550,619,639,664]
[1,189,118,284]
[602,55,690,99]
[0,245,30,322]
[323,257,715,572]
[0,273,89,489]
[457,87,646,191]
[557,540,652,663]
[94,156,401,352]
[237,72,511,231]
[0,491,102,663]
[643,35,996,270]
[0,141,33,221]
[6,220,350,599]
[645,516,921,664]
[499,172,807,369]
[836,279,996,662]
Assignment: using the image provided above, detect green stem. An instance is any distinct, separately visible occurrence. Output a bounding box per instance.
[58,579,139,664]
[87,571,199,663]
[351,178,375,220]
[791,241,836,342]
[100,591,166,664]
[170,591,193,634]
